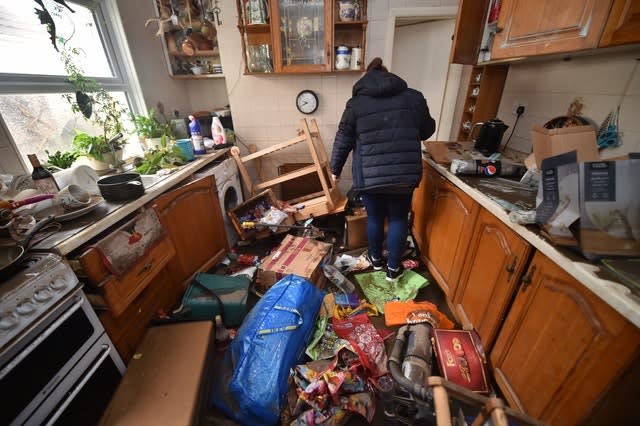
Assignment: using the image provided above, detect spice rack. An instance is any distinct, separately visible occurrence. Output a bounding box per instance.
[457,64,508,141]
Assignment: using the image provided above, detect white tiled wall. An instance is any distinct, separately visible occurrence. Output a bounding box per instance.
[497,49,640,159]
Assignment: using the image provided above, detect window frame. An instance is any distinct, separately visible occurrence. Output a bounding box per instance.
[0,0,146,174]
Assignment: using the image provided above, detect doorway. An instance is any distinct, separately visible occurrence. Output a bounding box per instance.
[384,7,461,141]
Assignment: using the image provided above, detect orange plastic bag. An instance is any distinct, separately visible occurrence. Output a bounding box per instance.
[383,300,455,329]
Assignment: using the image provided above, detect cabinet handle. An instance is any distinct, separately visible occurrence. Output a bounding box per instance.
[137,260,155,276]
[506,256,518,281]
[520,266,536,292]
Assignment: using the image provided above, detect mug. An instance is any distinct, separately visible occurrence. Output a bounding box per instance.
[57,184,91,210]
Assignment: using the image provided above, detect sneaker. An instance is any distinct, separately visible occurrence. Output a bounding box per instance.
[386,265,405,282]
[364,252,384,270]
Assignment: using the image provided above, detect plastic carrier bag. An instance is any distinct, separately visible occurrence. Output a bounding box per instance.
[211,274,325,425]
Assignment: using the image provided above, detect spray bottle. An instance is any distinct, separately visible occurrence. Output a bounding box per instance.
[211,113,226,145]
[188,115,206,155]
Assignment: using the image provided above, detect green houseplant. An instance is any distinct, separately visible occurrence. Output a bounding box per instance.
[60,45,128,171]
[131,108,175,149]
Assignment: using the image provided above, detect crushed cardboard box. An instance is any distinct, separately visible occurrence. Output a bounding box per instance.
[258,234,333,291]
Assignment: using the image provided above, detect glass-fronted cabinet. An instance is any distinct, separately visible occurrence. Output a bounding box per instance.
[236,0,367,74]
[271,0,331,72]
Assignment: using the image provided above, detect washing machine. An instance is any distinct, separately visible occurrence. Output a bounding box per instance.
[194,156,244,248]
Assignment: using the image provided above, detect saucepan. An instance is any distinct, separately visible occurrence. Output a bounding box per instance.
[0,215,55,279]
[97,172,145,202]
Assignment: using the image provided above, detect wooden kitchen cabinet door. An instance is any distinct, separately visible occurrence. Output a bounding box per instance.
[600,0,640,46]
[152,175,228,289]
[450,0,490,64]
[411,161,436,259]
[424,172,479,299]
[453,208,531,350]
[491,0,614,60]
[490,251,640,425]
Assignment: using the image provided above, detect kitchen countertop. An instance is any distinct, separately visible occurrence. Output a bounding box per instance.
[32,149,231,256]
[425,157,640,328]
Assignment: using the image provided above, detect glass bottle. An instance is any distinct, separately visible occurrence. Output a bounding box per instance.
[28,154,59,194]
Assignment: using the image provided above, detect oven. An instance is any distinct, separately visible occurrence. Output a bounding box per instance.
[0,253,125,425]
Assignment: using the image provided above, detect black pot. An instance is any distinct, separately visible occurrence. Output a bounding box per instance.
[98,172,145,202]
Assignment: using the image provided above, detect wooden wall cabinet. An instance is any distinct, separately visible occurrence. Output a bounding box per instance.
[450,0,490,65]
[600,0,640,47]
[457,64,508,142]
[490,251,640,425]
[152,175,228,290]
[423,172,479,299]
[490,0,614,60]
[236,0,367,74]
[452,208,532,350]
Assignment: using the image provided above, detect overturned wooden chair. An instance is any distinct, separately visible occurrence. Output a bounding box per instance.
[230,118,347,221]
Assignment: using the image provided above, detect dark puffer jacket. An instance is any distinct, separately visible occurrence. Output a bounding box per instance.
[330,70,435,192]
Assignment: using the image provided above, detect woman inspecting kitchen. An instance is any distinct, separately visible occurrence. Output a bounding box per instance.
[330,57,436,282]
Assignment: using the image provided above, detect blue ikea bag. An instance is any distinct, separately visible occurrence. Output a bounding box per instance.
[211,274,325,425]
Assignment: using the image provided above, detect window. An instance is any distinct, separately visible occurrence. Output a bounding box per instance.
[0,0,145,174]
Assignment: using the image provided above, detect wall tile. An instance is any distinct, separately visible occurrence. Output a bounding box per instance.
[370,0,389,21]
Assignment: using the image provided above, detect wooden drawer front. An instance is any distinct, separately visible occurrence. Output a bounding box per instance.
[91,237,175,318]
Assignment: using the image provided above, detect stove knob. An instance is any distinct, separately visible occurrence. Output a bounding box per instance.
[34,288,54,303]
[50,278,67,291]
[16,300,37,316]
[0,312,19,331]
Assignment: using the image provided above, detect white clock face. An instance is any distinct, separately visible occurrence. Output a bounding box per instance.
[297,90,318,114]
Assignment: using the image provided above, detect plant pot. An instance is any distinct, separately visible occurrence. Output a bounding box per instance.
[87,150,123,175]
[97,172,145,202]
[145,137,163,150]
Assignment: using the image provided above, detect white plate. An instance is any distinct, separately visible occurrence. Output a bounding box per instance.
[34,195,104,222]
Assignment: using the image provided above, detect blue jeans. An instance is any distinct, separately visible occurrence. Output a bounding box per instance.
[361,192,413,270]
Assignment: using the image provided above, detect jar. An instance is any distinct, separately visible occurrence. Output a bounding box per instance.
[335,45,351,70]
[338,1,356,22]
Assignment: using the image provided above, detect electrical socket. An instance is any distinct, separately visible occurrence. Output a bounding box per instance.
[512,103,527,116]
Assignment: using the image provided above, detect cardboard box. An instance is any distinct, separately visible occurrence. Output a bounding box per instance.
[344,207,368,250]
[227,189,294,240]
[100,321,213,426]
[257,234,333,291]
[578,154,640,259]
[531,125,599,169]
[536,152,640,258]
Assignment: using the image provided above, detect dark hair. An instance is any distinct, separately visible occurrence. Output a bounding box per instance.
[366,57,388,73]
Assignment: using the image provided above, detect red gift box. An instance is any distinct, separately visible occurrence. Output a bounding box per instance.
[431,329,489,393]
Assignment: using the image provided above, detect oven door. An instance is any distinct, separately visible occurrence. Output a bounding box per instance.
[0,289,123,426]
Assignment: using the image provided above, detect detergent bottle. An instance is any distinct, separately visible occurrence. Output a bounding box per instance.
[211,114,227,145]
[188,115,206,155]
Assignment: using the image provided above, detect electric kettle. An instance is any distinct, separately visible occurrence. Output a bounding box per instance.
[469,118,509,155]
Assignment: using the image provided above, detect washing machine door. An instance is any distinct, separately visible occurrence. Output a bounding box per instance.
[219,179,243,248]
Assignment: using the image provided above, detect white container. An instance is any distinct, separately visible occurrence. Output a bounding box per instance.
[335,46,351,70]
[211,116,227,145]
[350,47,362,70]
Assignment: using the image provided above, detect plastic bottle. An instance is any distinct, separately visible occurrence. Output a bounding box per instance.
[211,114,226,145]
[188,115,206,155]
[450,159,524,177]
[321,263,356,293]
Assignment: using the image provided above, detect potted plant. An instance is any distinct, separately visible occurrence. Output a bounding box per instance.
[60,45,128,172]
[44,149,79,171]
[131,108,175,149]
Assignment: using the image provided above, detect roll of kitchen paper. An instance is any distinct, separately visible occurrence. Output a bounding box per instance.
[350,48,362,70]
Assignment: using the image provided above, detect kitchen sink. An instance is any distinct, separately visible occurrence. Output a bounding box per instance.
[140,174,163,189]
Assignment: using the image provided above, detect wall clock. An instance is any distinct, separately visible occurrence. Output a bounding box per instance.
[296,90,319,114]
